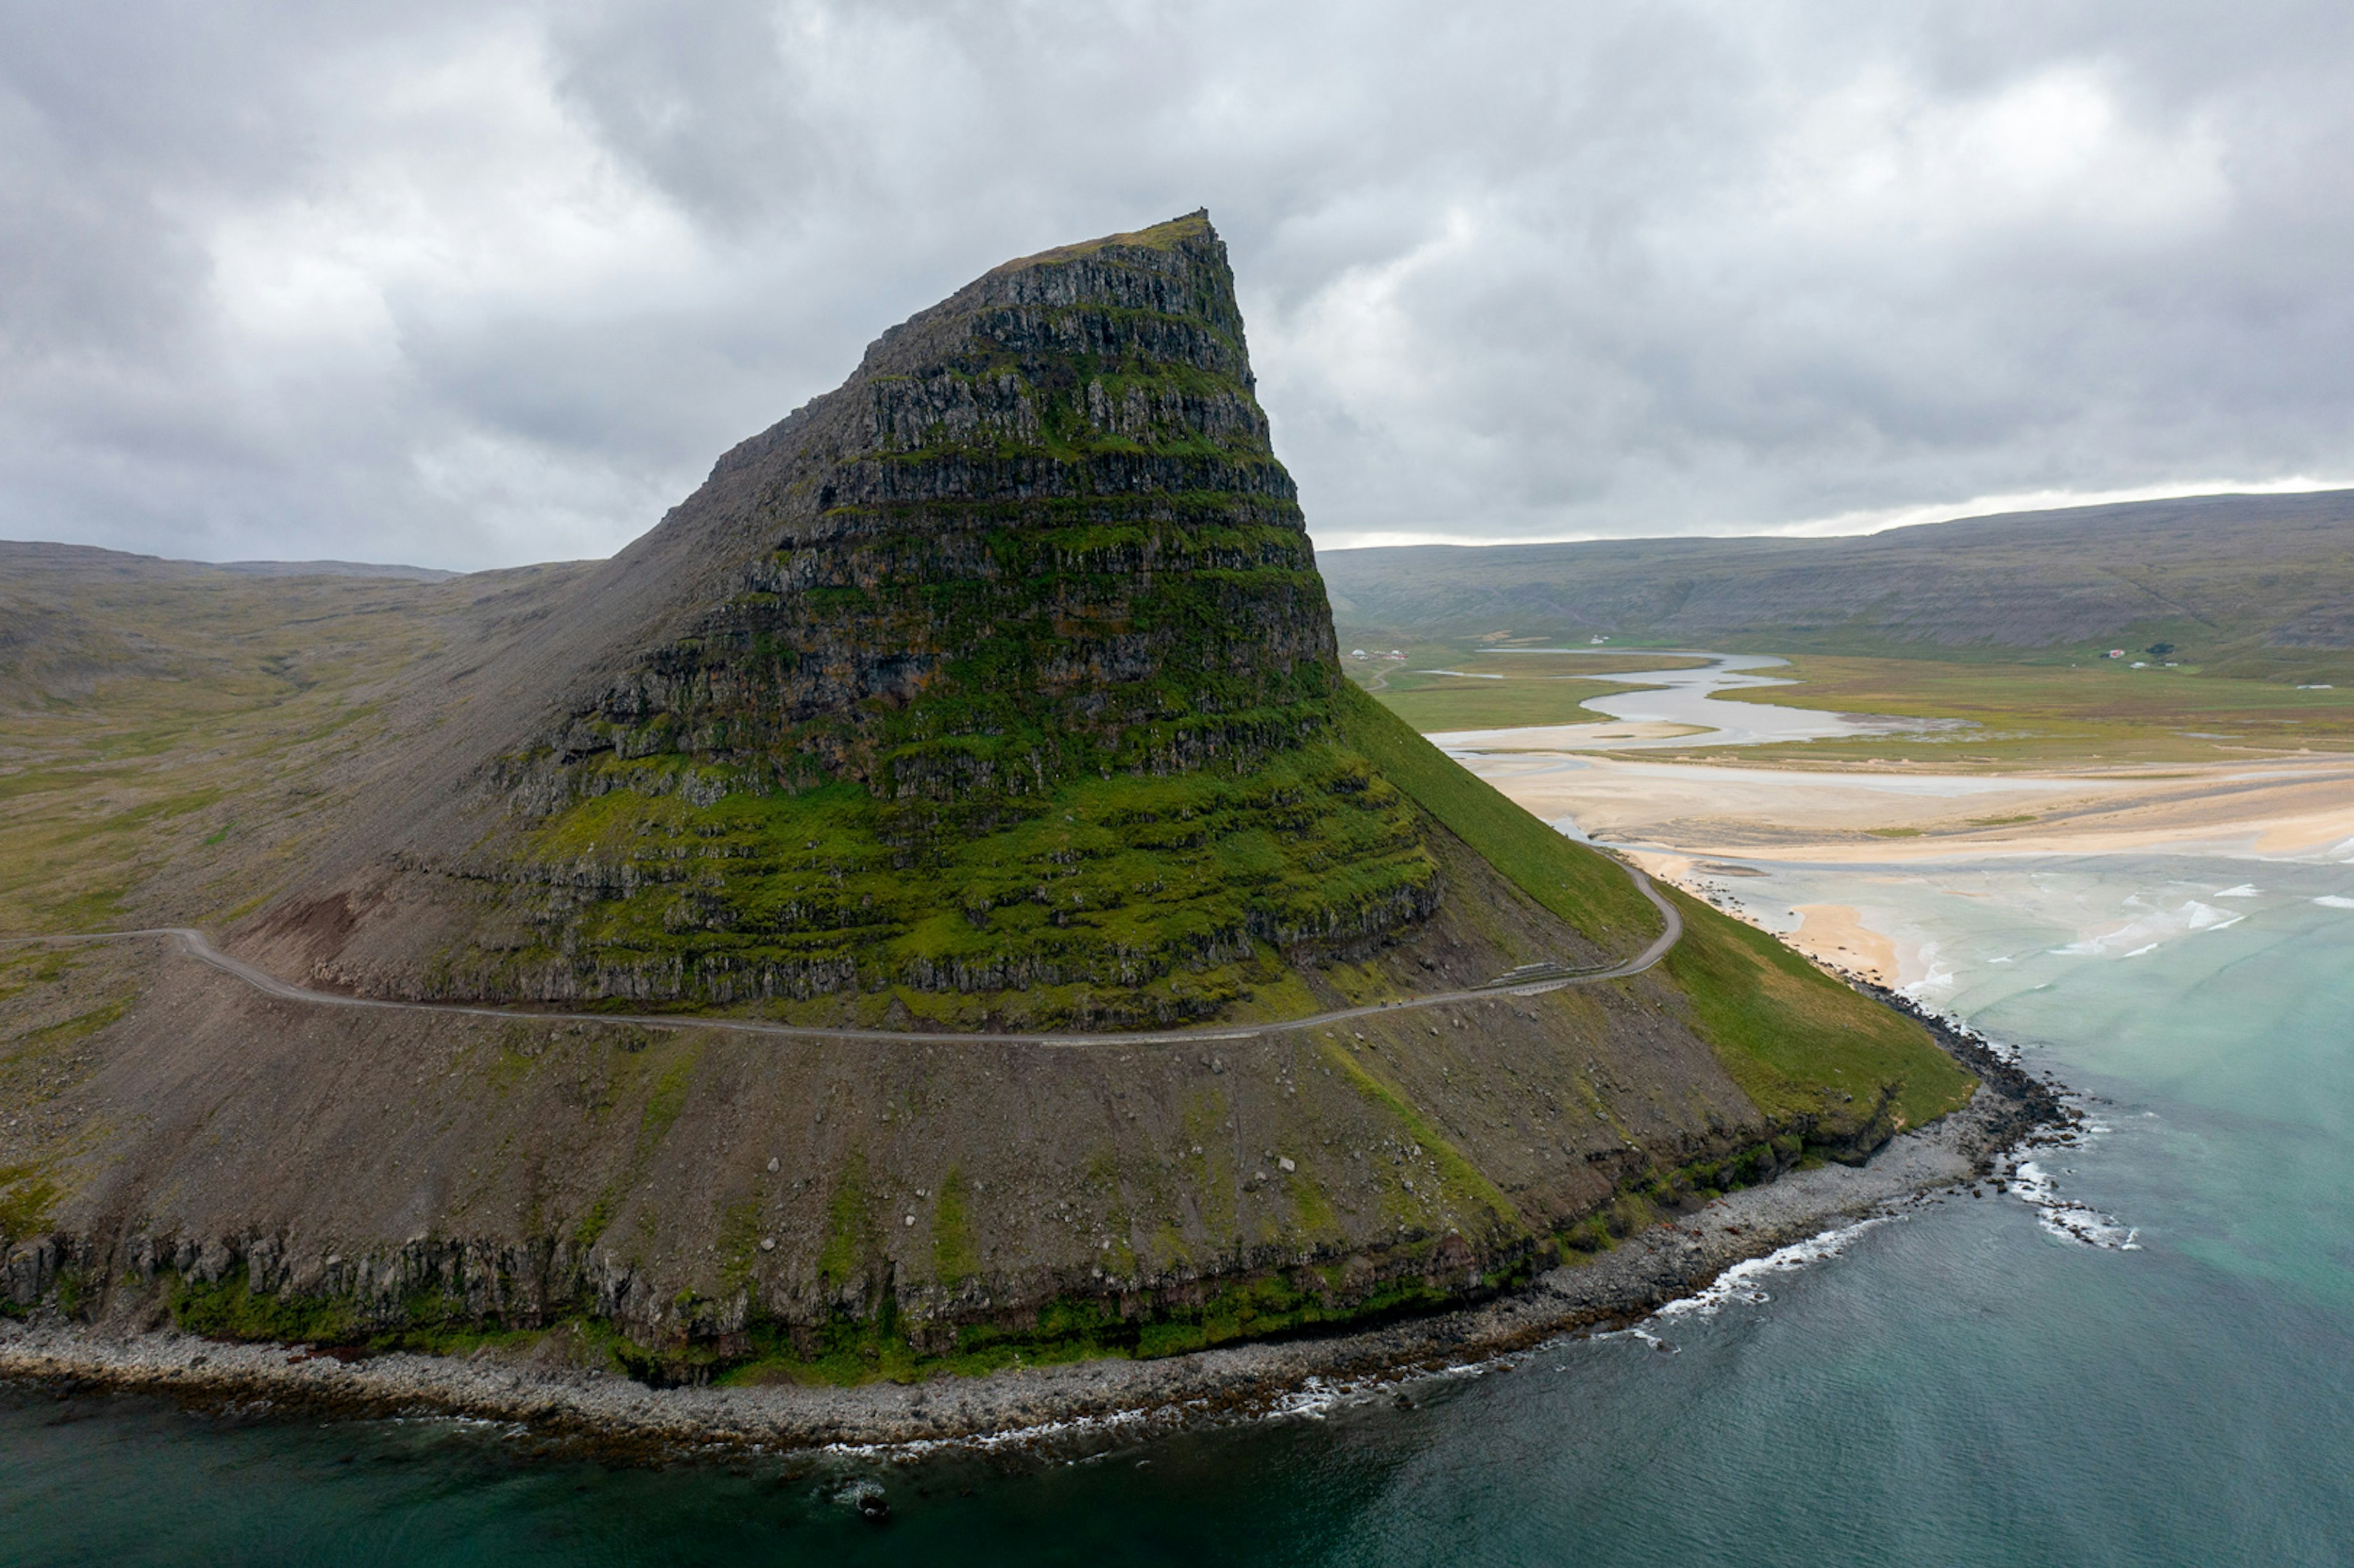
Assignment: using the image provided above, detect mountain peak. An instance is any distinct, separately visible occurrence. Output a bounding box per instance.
[259,213,1434,1026]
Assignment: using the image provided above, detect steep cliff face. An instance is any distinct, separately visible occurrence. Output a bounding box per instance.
[535,214,1329,810]
[0,217,1981,1383]
[275,214,1439,1024]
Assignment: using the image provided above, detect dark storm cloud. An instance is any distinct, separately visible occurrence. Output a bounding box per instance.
[4,0,2353,568]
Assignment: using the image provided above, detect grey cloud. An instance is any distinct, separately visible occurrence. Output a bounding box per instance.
[3,0,2352,568]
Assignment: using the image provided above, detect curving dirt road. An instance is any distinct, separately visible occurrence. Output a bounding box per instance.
[4,863,1682,1049]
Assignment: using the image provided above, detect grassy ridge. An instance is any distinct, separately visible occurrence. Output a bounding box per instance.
[1322,489,2354,685]
[1336,680,1975,1144]
[1333,681,1661,954]
[1659,887,1975,1143]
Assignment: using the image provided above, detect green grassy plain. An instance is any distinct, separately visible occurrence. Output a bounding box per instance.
[1343,633,2354,770]
[0,567,471,934]
[1347,647,1707,735]
[1693,653,2354,768]
[1659,886,1973,1136]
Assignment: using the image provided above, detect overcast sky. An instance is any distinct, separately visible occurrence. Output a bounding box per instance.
[5,1,2352,570]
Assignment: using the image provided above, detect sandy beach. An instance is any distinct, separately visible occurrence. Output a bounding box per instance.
[1785,905,1903,987]
[1444,750,2354,864]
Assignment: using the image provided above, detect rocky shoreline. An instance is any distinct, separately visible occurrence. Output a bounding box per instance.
[0,1007,2069,1458]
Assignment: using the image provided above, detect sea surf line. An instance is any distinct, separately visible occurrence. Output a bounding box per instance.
[0,862,1682,1049]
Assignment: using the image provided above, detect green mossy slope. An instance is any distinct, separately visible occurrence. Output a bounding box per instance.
[1657,888,1976,1145]
[413,215,1449,1018]
[455,737,1436,1025]
[1331,680,1661,951]
[1331,679,1975,1146]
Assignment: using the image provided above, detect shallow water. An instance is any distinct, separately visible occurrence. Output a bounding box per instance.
[8,853,2353,1564]
[1427,651,1947,749]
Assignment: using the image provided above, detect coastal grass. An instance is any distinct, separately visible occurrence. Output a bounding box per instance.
[132,1239,1533,1390]
[715,1247,1513,1388]
[1334,681,1973,1154]
[1333,680,1661,954]
[1672,654,2354,769]
[1346,646,1710,734]
[1366,672,1663,734]
[166,1269,557,1361]
[1661,886,1976,1144]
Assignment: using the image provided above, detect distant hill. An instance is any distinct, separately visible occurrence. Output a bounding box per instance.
[208,558,458,582]
[1320,490,2354,676]
[0,541,457,582]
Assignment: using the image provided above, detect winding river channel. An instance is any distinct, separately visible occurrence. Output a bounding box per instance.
[1423,650,1946,751]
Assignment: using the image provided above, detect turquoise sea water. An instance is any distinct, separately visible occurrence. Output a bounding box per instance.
[6,851,2351,1566]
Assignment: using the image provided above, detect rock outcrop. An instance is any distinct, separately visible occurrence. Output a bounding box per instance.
[0,215,1981,1387]
[261,214,1437,1024]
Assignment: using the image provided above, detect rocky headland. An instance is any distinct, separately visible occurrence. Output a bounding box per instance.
[3,213,1987,1408]
[0,1007,2063,1453]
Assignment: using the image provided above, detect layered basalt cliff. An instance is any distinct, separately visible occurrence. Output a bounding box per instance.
[280,214,1438,1023]
[536,215,1329,808]
[0,215,1982,1393]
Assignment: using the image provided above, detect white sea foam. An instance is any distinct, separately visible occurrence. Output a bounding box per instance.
[1641,1218,1892,1323]
[1264,1371,1404,1420]
[2314,896,2354,910]
[2055,898,2242,957]
[2214,884,2261,898]
[1899,941,1959,1003]
[823,1402,1156,1460]
[2006,1159,2141,1249]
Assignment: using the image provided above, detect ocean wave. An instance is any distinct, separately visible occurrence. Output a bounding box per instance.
[2054,898,2243,958]
[1898,940,1959,1003]
[1638,1218,1893,1324]
[821,1402,1155,1460]
[2006,1159,2141,1249]
[2314,895,2354,910]
[2214,884,2261,898]
[1265,1371,1410,1419]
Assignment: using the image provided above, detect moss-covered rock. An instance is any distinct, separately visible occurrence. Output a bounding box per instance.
[400,213,1443,1018]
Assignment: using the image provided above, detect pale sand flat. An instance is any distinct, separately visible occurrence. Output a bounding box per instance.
[1452,751,2354,864]
[1785,904,1902,986]
[1431,720,1712,748]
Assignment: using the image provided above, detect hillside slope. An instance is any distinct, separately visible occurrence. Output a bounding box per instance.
[0,216,1974,1382]
[1323,490,2354,679]
[233,213,1446,1027]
